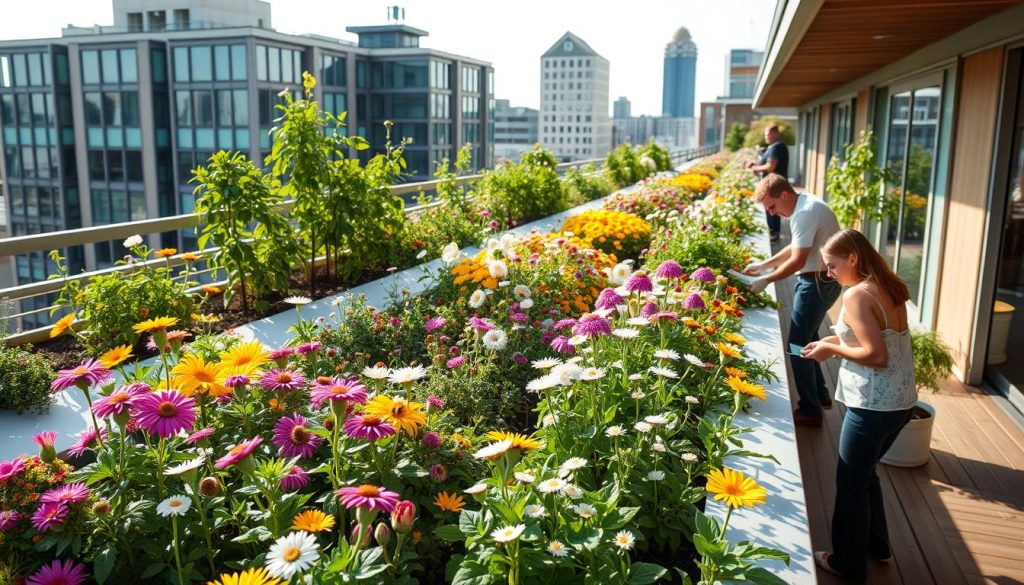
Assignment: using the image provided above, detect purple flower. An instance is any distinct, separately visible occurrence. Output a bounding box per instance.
[654,260,684,279]
[31,502,68,533]
[513,352,529,365]
[426,395,445,411]
[40,482,89,505]
[67,428,108,458]
[684,293,706,310]
[424,316,447,332]
[0,458,25,483]
[429,463,447,482]
[186,427,215,444]
[344,414,396,441]
[469,316,495,332]
[550,335,575,354]
[261,369,306,392]
[446,356,466,369]
[51,359,112,392]
[572,314,612,338]
[92,384,145,419]
[641,301,658,318]
[310,377,368,408]
[552,318,578,330]
[423,432,442,449]
[296,341,322,355]
[510,312,529,323]
[272,414,322,459]
[224,375,250,388]
[26,559,89,585]
[0,510,19,532]
[280,465,309,492]
[388,316,402,328]
[650,311,679,322]
[625,271,653,293]
[132,391,196,439]
[690,267,716,283]
[595,288,625,311]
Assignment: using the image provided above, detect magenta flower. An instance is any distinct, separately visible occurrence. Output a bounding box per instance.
[261,369,306,392]
[550,335,575,354]
[51,359,112,392]
[426,395,445,411]
[684,293,706,310]
[40,482,89,505]
[510,312,528,323]
[224,375,250,388]
[67,427,107,458]
[280,465,309,492]
[215,436,263,470]
[92,384,145,419]
[310,377,368,408]
[423,431,442,449]
[31,502,68,533]
[336,484,401,512]
[26,558,89,585]
[272,414,322,459]
[296,341,322,355]
[445,356,466,369]
[33,432,57,449]
[0,510,19,532]
[654,260,684,279]
[573,314,612,338]
[651,311,679,322]
[513,352,529,365]
[424,316,446,332]
[270,346,295,363]
[625,271,653,293]
[468,316,495,332]
[429,463,447,482]
[552,318,578,330]
[0,458,25,483]
[595,288,625,311]
[690,267,716,283]
[186,427,215,444]
[132,390,196,439]
[641,301,658,318]
[343,414,396,441]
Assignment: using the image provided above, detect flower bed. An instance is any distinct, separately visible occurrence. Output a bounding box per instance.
[0,150,797,585]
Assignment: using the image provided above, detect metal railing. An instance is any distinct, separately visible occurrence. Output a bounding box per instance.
[0,145,718,345]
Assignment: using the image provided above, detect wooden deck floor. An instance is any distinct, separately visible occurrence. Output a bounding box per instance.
[772,242,1024,584]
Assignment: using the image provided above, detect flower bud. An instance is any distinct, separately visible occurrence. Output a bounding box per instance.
[350,523,372,549]
[390,500,416,534]
[33,432,57,464]
[199,476,221,498]
[374,523,392,547]
[92,500,111,517]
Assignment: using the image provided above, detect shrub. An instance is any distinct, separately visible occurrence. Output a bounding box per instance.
[638,139,673,171]
[743,116,796,147]
[725,122,748,152]
[604,142,652,186]
[0,302,55,414]
[479,145,565,226]
[563,166,615,207]
[825,129,898,228]
[911,329,954,392]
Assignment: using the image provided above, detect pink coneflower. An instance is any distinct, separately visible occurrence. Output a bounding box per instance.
[280,465,309,492]
[310,377,368,408]
[550,335,575,354]
[690,267,716,283]
[510,312,529,323]
[426,395,445,411]
[31,502,68,533]
[261,369,306,392]
[641,301,658,318]
[0,458,25,483]
[625,271,653,293]
[573,314,612,338]
[270,346,296,363]
[423,431,442,449]
[25,558,89,585]
[92,384,145,419]
[132,391,196,439]
[595,289,624,311]
[67,427,107,458]
[223,374,250,388]
[424,316,446,332]
[33,432,57,449]
[296,341,322,355]
[445,356,466,369]
[272,414,322,459]
[51,359,112,392]
[429,463,447,482]
[684,293,706,310]
[336,484,400,512]
[186,427,215,444]
[215,436,263,470]
[0,510,19,532]
[650,311,679,322]
[40,482,89,505]
[343,414,396,441]
[552,318,578,330]
[513,352,529,365]
[654,260,684,279]
[468,316,495,332]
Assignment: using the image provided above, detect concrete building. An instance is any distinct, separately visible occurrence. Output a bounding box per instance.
[613,96,630,119]
[493,98,537,163]
[724,48,762,100]
[662,26,696,118]
[0,0,493,325]
[539,31,611,162]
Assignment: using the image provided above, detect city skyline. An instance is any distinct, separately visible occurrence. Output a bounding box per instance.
[0,0,775,118]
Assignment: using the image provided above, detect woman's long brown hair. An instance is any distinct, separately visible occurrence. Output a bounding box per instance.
[822,229,910,304]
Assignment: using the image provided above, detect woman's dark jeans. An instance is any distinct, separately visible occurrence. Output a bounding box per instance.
[829,405,915,580]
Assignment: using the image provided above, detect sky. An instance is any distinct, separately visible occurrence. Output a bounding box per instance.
[0,0,776,117]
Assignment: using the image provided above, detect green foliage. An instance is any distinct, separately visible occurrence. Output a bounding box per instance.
[911,329,954,392]
[480,145,566,226]
[0,301,55,414]
[563,165,616,207]
[638,140,673,172]
[604,143,653,187]
[192,150,299,315]
[690,509,790,585]
[825,129,898,228]
[743,117,796,147]
[724,123,748,152]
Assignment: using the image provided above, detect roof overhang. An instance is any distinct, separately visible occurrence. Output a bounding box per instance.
[754,0,1024,108]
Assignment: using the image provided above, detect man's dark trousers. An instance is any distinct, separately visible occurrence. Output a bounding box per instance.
[789,273,841,416]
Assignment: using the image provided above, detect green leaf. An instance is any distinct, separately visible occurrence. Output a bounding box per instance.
[139,563,166,579]
[628,562,667,584]
[93,544,118,584]
[737,566,791,585]
[601,506,640,530]
[451,560,494,585]
[434,524,466,542]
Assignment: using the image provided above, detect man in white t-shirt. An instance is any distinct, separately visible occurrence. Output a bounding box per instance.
[742,173,842,427]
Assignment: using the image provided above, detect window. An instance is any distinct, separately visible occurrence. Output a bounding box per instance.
[194,90,213,126]
[232,90,248,125]
[151,49,166,83]
[102,92,121,126]
[82,50,100,84]
[231,45,246,81]
[120,49,137,83]
[122,91,139,126]
[101,50,119,83]
[191,46,212,82]
[173,47,189,82]
[126,151,142,182]
[175,91,192,126]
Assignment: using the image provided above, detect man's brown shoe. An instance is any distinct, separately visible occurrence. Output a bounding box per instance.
[793,409,823,427]
[820,397,833,410]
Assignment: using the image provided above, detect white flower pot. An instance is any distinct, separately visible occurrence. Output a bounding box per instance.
[880,401,935,467]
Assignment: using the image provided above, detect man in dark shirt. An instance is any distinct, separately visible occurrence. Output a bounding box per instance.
[745,124,789,242]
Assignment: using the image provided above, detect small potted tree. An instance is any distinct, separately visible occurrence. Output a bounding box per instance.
[881,329,954,467]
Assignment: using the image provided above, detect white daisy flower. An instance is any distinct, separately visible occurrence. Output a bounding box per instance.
[654,349,680,361]
[491,524,526,543]
[526,374,560,393]
[634,422,653,433]
[441,242,461,265]
[482,329,508,351]
[683,353,706,367]
[551,363,582,386]
[474,439,514,460]
[565,356,585,365]
[562,484,583,499]
[514,471,536,484]
[266,531,319,579]
[485,238,500,253]
[579,367,606,381]
[532,357,562,370]
[361,365,391,380]
[560,457,588,473]
[647,470,666,481]
[627,317,651,327]
[580,346,594,354]
[548,540,569,557]
[284,296,312,305]
[648,366,679,379]
[628,373,644,381]
[488,260,508,279]
[464,483,488,495]
[568,334,588,346]
[605,425,626,437]
[614,530,635,551]
[610,262,633,284]
[388,365,427,385]
[537,478,567,494]
[469,289,487,308]
[612,328,640,339]
[122,234,143,248]
[644,415,669,425]
[525,504,546,518]
[682,452,699,463]
[685,395,700,405]
[573,503,597,519]
[652,442,666,453]
[164,456,205,476]
[631,390,646,400]
[157,495,191,517]
[513,284,532,299]
[519,298,534,310]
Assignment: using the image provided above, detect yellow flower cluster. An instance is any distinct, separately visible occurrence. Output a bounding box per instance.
[560,210,652,259]
[518,232,615,314]
[451,251,500,290]
[669,173,713,194]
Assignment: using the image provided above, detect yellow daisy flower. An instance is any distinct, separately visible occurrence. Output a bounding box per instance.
[716,342,743,360]
[291,510,335,533]
[705,467,767,509]
[724,367,747,379]
[219,341,270,377]
[722,333,747,347]
[133,316,179,334]
[364,395,427,436]
[172,354,229,397]
[154,248,178,258]
[725,376,766,401]
[99,345,134,368]
[50,314,75,338]
[181,252,202,262]
[205,567,283,585]
[484,430,543,452]
[433,491,466,513]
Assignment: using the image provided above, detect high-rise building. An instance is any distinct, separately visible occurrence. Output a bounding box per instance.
[613,96,630,119]
[725,49,762,99]
[662,27,696,118]
[539,32,611,162]
[493,99,537,163]
[0,0,493,325]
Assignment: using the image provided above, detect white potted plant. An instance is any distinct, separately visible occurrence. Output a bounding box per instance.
[881,329,954,467]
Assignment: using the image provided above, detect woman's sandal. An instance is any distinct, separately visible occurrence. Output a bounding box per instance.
[814,551,844,577]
